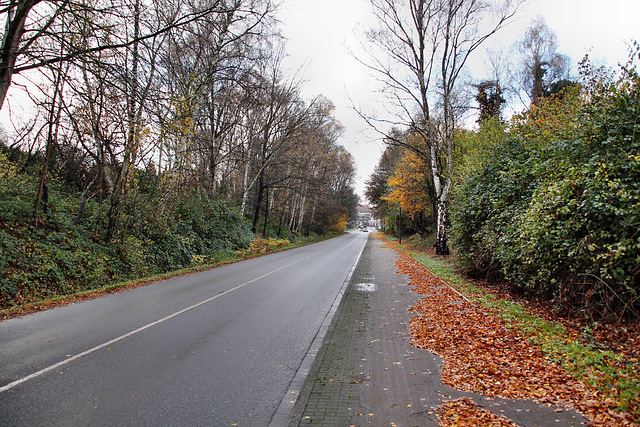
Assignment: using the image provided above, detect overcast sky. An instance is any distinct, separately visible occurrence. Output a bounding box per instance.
[277,0,640,200]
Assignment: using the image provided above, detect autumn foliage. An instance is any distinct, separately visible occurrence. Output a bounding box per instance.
[437,398,516,427]
[394,247,638,426]
[385,147,434,235]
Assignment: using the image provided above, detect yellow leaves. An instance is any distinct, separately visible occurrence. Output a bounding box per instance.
[331,214,349,233]
[235,238,291,257]
[162,96,198,139]
[0,151,16,181]
[190,254,206,265]
[385,148,432,216]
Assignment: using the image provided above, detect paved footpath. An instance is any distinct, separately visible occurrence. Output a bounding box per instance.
[285,234,589,426]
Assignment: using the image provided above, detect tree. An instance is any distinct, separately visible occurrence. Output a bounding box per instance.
[2,0,359,249]
[237,50,315,233]
[452,46,640,320]
[157,0,274,199]
[515,17,571,106]
[362,0,520,254]
[0,0,273,109]
[475,80,505,123]
[386,144,435,235]
[306,144,358,235]
[365,141,403,220]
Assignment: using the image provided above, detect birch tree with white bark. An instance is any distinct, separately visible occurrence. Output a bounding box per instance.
[361,0,520,254]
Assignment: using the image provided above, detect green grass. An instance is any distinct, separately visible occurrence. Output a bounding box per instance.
[392,239,639,420]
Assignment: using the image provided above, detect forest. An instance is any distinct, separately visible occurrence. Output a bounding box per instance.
[0,0,358,309]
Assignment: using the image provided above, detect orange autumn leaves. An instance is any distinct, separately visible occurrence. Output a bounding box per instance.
[437,398,517,427]
[384,146,432,218]
[394,248,636,426]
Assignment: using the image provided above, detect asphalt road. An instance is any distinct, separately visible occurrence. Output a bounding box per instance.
[0,230,369,426]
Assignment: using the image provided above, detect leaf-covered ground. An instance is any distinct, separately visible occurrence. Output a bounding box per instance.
[437,398,517,427]
[393,247,637,426]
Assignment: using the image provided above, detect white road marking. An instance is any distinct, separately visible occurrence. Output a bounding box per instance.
[355,282,376,292]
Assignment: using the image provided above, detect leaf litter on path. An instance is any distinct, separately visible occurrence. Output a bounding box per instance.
[437,397,517,427]
[391,246,637,426]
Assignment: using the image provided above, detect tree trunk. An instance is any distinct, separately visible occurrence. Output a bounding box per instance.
[262,187,269,235]
[277,209,285,237]
[240,143,254,217]
[105,191,121,242]
[34,141,51,226]
[73,172,100,225]
[251,171,264,234]
[296,194,306,233]
[35,60,64,226]
[288,196,297,231]
[0,0,42,109]
[435,199,449,255]
[106,0,140,243]
[532,59,545,105]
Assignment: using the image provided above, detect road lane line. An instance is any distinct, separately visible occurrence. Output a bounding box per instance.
[0,235,356,394]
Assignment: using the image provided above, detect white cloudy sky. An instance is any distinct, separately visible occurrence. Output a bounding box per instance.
[277,0,640,200]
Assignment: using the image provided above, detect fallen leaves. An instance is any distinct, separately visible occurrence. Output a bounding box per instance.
[393,248,637,426]
[437,398,517,427]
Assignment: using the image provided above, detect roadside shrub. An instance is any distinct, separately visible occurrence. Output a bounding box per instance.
[0,168,254,308]
[236,237,292,256]
[145,196,253,271]
[452,51,640,321]
[0,223,120,307]
[452,133,536,278]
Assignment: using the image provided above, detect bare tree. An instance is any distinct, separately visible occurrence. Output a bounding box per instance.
[160,0,274,198]
[0,0,273,109]
[3,0,359,242]
[515,16,571,106]
[245,53,313,233]
[360,0,520,254]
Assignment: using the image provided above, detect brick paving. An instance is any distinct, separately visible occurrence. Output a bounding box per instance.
[285,235,589,427]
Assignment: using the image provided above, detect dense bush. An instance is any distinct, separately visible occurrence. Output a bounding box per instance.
[452,53,640,321]
[0,157,254,309]
[144,196,254,271]
[0,169,120,305]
